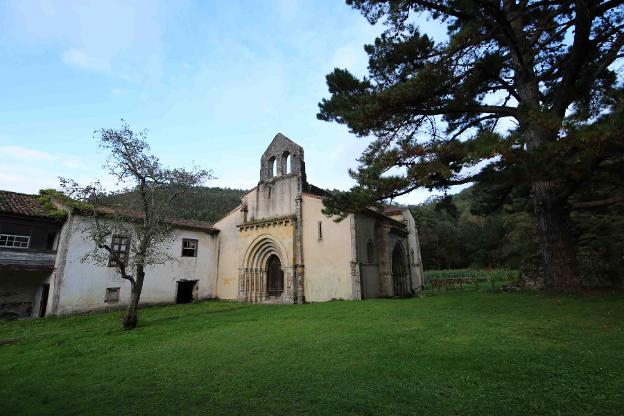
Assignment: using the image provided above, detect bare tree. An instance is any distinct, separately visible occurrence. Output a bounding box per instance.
[61,122,212,329]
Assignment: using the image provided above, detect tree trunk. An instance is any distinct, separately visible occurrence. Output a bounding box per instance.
[122,265,145,330]
[532,182,582,290]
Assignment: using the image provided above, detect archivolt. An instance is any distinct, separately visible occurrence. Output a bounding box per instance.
[242,234,289,270]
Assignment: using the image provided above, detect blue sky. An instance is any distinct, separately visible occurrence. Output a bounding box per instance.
[0,0,447,204]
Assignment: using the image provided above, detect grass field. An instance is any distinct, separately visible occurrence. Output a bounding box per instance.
[1,291,623,415]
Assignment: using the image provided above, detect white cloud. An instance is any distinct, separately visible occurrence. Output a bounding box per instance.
[331,45,367,72]
[1,145,83,167]
[61,48,111,73]
[0,169,58,194]
[0,145,54,161]
[1,0,169,79]
[0,145,89,193]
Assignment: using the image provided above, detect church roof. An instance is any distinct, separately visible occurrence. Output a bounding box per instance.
[75,205,220,235]
[382,205,408,216]
[304,183,331,198]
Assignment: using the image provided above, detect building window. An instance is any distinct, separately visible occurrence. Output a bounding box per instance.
[181,238,198,257]
[366,239,375,264]
[46,232,58,250]
[108,235,130,267]
[0,233,30,248]
[283,151,292,174]
[105,287,120,303]
[318,221,323,240]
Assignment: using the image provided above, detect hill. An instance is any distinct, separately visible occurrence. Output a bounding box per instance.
[410,187,624,286]
[105,186,247,223]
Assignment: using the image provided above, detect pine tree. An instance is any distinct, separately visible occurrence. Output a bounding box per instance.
[318,0,624,289]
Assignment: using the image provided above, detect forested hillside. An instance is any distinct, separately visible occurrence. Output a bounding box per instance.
[105,186,247,223]
[169,186,247,222]
[410,188,624,287]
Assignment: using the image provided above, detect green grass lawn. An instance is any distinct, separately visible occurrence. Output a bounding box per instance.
[1,291,623,416]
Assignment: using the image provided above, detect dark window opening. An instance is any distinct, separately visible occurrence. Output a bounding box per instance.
[46,232,57,250]
[39,284,50,317]
[181,238,198,257]
[176,280,198,304]
[105,287,120,303]
[266,254,284,297]
[366,239,375,264]
[268,156,277,178]
[108,235,130,267]
[283,151,291,174]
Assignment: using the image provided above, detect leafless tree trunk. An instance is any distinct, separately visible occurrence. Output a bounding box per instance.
[122,265,144,329]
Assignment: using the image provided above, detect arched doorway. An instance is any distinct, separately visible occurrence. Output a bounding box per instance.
[266,254,284,297]
[392,243,411,296]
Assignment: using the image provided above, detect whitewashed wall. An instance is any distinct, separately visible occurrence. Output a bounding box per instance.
[213,206,243,300]
[301,194,354,302]
[49,215,218,315]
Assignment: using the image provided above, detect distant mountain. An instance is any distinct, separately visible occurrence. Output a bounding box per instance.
[169,186,248,222]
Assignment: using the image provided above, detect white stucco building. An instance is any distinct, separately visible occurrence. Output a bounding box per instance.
[0,133,424,317]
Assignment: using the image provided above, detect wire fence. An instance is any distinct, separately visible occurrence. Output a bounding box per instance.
[423,269,521,293]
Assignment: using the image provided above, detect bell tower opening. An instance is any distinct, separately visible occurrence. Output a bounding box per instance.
[268,156,277,178]
[259,133,307,185]
[283,151,292,174]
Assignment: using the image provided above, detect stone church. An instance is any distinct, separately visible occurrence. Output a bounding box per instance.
[212,133,424,303]
[0,133,424,318]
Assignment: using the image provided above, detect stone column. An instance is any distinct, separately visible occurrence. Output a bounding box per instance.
[294,192,305,304]
[282,267,294,304]
[260,269,267,302]
[238,269,246,302]
[376,224,393,297]
[295,266,305,304]
[252,269,259,303]
[350,261,362,300]
[350,215,362,300]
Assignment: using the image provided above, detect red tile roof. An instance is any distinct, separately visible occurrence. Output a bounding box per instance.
[0,191,55,218]
[0,190,218,233]
[77,205,219,234]
[165,217,219,233]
